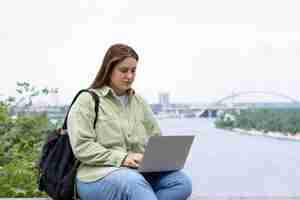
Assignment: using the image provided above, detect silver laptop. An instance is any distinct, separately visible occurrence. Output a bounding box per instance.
[138,135,195,173]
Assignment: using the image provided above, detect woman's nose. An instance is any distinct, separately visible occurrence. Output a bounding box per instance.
[125,72,134,79]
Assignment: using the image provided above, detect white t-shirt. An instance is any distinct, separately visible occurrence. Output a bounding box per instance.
[115,94,128,108]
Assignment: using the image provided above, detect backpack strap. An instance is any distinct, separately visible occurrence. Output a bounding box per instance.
[62,89,100,130]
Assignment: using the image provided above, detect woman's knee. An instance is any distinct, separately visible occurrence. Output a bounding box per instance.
[176,171,192,196]
[181,173,192,197]
[166,171,193,197]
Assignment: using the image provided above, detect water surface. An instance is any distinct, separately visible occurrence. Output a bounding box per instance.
[157,118,300,196]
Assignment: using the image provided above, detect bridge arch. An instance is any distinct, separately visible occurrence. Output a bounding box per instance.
[214,91,300,105]
[192,91,300,118]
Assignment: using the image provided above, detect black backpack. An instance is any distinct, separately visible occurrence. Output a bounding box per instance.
[37,89,100,200]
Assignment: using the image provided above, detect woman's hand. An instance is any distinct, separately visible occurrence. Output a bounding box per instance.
[122,153,143,168]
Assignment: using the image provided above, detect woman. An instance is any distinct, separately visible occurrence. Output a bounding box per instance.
[67,43,192,200]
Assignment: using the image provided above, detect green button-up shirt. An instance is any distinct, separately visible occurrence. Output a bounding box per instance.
[67,86,161,182]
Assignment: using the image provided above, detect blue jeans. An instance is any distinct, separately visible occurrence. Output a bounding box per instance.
[77,168,192,200]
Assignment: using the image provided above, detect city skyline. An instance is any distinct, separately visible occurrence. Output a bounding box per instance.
[3,89,300,108]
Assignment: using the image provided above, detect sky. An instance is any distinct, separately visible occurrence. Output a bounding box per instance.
[1,0,300,105]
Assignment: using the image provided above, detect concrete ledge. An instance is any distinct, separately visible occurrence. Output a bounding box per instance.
[1,196,300,200]
[190,196,300,200]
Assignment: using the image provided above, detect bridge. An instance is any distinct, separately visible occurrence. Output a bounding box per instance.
[156,91,300,118]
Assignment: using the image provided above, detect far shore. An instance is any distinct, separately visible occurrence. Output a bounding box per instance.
[221,127,300,142]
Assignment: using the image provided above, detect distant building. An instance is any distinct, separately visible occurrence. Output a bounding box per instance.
[46,106,68,120]
[159,92,170,107]
[150,103,162,114]
[10,105,68,121]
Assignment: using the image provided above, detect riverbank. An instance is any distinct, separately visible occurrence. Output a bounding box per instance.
[228,128,300,142]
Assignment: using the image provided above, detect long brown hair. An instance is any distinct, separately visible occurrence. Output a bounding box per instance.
[89,44,139,89]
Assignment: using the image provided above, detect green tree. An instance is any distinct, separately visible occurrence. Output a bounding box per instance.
[0,82,57,197]
[215,108,300,136]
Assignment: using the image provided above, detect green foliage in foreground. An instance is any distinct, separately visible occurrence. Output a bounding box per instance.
[0,104,53,197]
[0,82,59,197]
[215,108,300,135]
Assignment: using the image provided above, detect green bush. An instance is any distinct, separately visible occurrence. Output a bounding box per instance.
[0,82,60,197]
[215,108,300,135]
[0,103,51,197]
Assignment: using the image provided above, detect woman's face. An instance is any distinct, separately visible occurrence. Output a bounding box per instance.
[109,57,137,95]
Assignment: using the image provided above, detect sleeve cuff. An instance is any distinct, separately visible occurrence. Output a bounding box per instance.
[111,151,128,167]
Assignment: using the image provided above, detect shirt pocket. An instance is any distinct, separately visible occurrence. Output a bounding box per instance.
[96,114,124,148]
[132,119,149,145]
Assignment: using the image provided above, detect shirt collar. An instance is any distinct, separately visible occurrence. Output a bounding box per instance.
[98,86,135,97]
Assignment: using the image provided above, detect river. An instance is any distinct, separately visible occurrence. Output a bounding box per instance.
[157,118,300,196]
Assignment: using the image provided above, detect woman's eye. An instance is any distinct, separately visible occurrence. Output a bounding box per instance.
[119,69,128,73]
